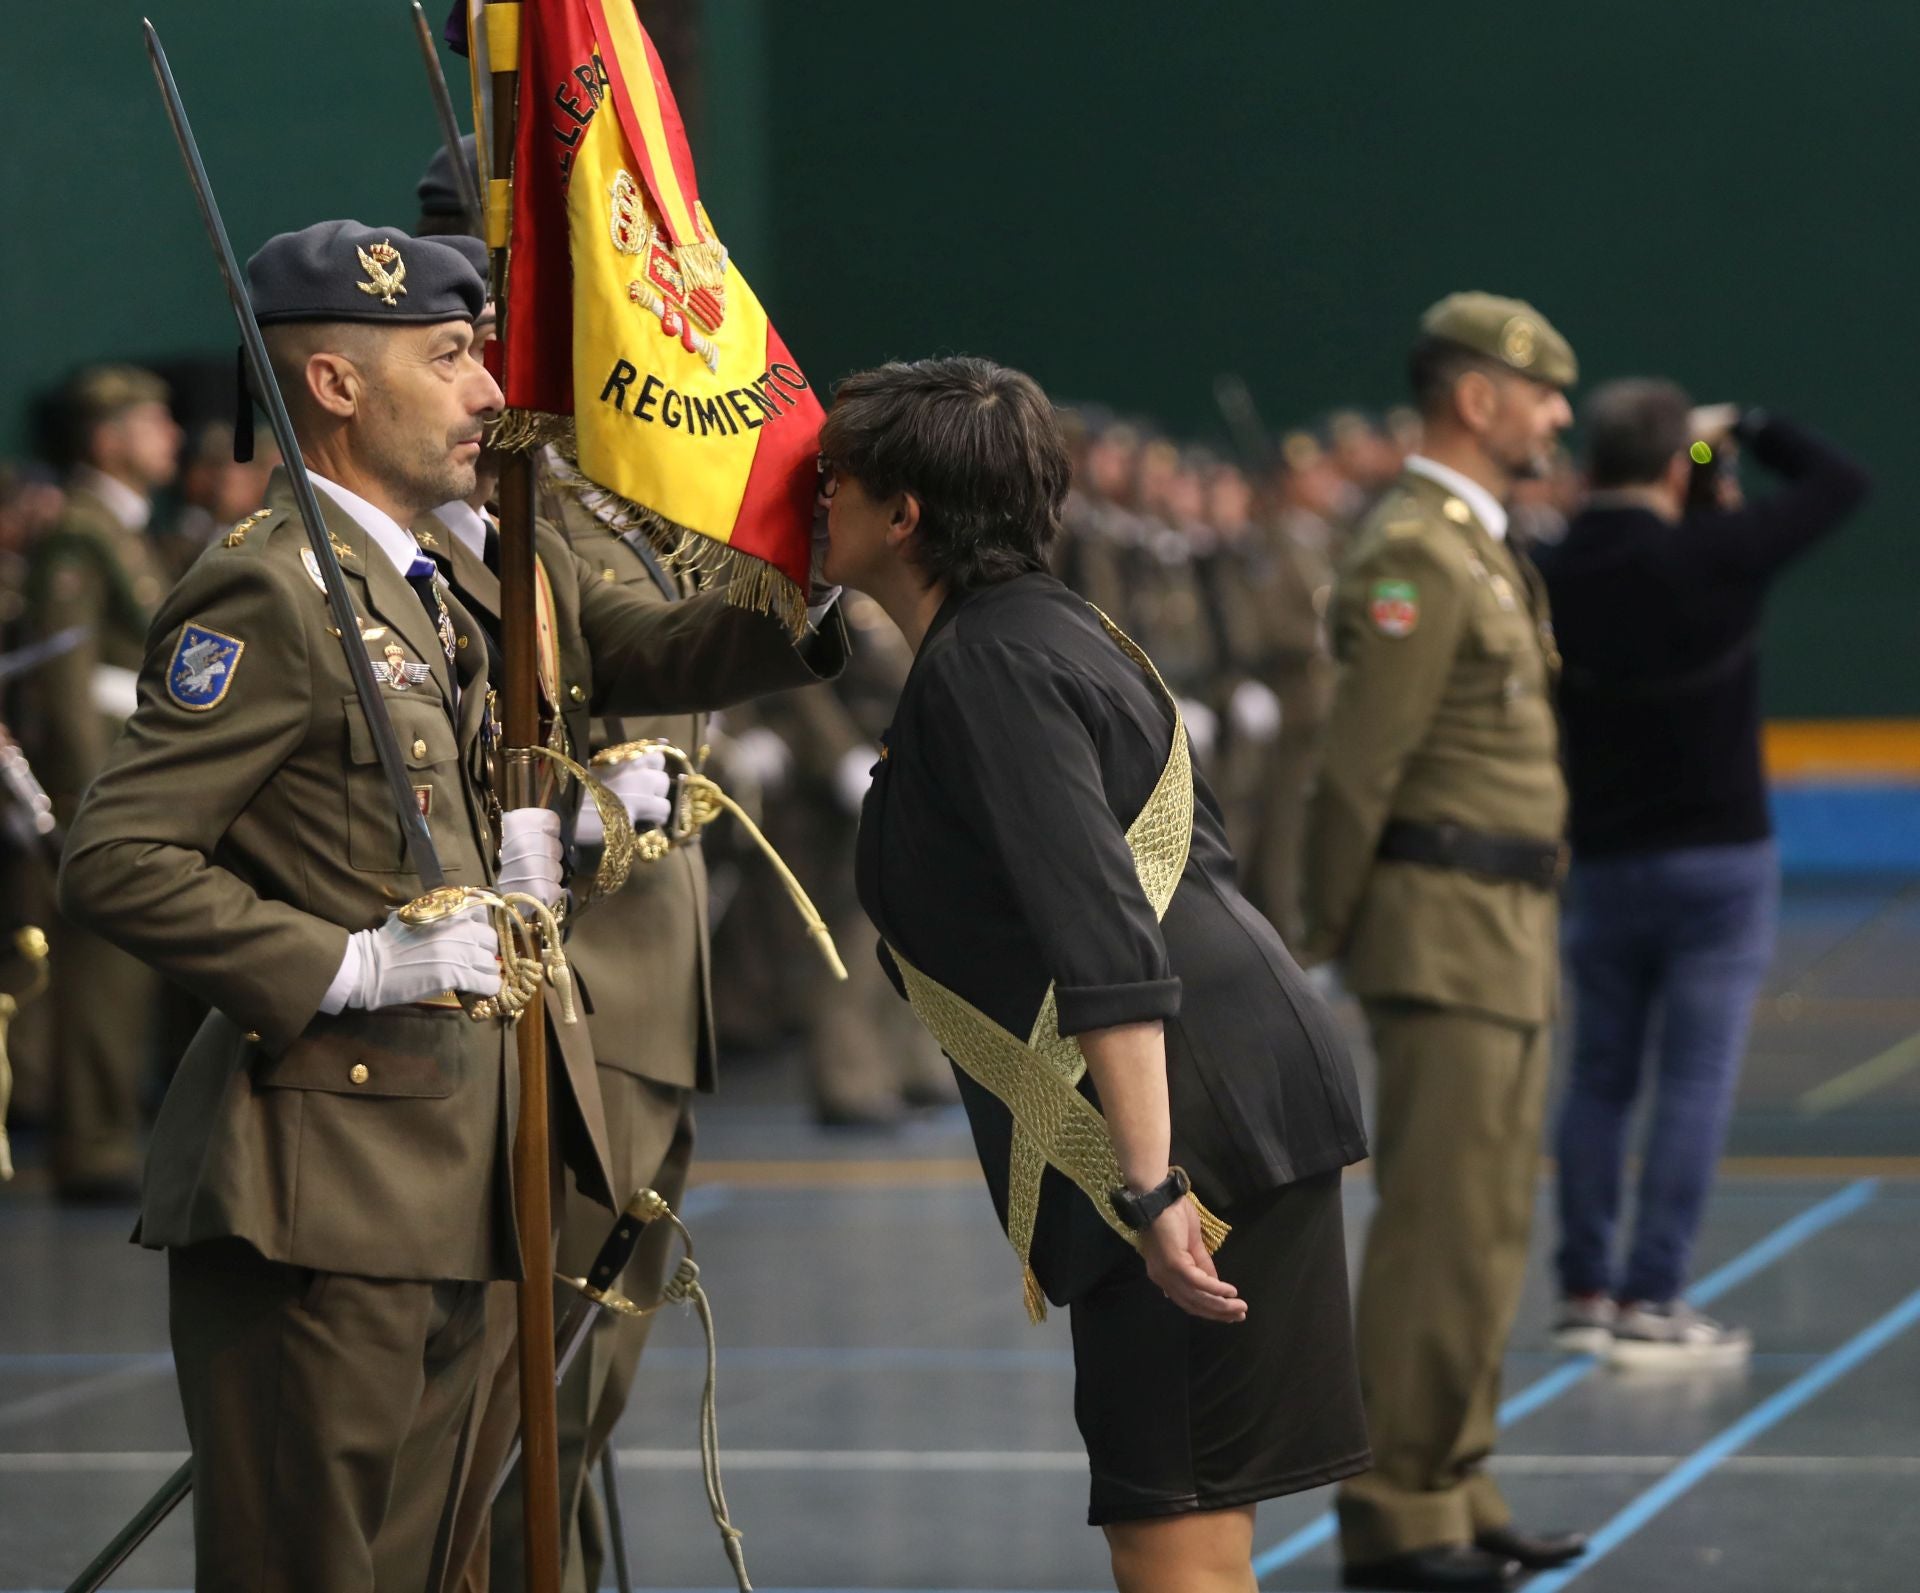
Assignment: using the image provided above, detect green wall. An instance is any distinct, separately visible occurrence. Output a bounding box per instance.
[6,1,1916,714]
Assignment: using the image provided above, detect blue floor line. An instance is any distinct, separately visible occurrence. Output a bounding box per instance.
[1526,1282,1920,1592]
[1251,1177,1879,1581]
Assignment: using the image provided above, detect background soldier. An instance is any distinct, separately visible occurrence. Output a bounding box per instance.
[23,365,181,1200]
[1304,294,1587,1592]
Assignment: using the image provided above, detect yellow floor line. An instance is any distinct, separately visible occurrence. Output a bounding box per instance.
[1798,1031,1920,1116]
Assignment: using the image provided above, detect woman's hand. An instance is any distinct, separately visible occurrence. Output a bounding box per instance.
[1140,1197,1247,1323]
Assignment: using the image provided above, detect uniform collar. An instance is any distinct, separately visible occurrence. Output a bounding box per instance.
[309,472,430,577]
[431,497,491,562]
[1404,455,1509,542]
[71,466,151,533]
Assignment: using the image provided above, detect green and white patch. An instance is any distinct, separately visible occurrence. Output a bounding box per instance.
[1369,579,1420,638]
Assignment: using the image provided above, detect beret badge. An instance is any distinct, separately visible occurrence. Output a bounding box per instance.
[356,240,408,308]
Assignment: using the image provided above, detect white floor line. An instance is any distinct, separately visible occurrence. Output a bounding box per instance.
[5,1448,1919,1476]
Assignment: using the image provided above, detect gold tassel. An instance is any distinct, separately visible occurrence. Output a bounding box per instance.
[1191,1192,1232,1255]
[1023,1264,1048,1325]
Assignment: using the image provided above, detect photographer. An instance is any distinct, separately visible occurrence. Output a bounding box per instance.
[1536,381,1871,1364]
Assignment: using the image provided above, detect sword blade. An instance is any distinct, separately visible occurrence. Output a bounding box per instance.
[409,0,483,233]
[142,20,449,892]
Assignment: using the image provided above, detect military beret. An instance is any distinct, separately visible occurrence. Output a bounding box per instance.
[1419,292,1578,388]
[416,133,479,219]
[247,221,485,327]
[66,365,169,423]
[439,233,492,291]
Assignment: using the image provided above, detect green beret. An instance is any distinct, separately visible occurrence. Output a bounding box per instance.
[416,133,479,221]
[1419,291,1578,388]
[66,365,169,423]
[246,221,485,328]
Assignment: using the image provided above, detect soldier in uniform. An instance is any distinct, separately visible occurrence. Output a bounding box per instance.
[23,365,182,1199]
[1303,294,1587,1592]
[406,229,850,1589]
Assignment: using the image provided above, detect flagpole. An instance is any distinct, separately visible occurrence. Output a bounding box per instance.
[481,4,565,1590]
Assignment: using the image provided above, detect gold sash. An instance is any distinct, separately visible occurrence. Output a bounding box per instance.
[887,609,1228,1321]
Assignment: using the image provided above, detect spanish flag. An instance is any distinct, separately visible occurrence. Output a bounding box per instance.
[497,0,820,628]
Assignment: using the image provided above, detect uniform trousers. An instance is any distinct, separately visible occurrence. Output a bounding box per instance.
[1242,659,1332,947]
[1337,1001,1551,1562]
[459,1073,692,1593]
[50,915,161,1185]
[168,1237,490,1593]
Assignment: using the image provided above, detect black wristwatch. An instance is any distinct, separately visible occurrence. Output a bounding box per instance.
[1110,1166,1192,1232]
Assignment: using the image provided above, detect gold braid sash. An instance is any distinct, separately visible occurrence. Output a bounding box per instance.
[886,609,1228,1321]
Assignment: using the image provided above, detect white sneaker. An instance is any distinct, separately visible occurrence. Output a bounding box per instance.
[1608,1300,1753,1369]
[1551,1294,1617,1354]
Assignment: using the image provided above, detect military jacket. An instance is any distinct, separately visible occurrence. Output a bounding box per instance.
[426,495,849,1094]
[22,485,169,808]
[1301,469,1566,1024]
[60,470,520,1281]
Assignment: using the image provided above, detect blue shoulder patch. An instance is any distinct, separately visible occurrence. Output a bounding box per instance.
[166,623,245,711]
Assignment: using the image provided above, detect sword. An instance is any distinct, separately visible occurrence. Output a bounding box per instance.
[409,0,482,234]
[61,1187,667,1593]
[0,626,87,687]
[142,18,453,899]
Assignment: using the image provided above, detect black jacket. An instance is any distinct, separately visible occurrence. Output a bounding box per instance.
[1536,414,1871,856]
[855,574,1367,1304]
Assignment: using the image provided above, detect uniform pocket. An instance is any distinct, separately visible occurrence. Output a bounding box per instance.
[257,1011,462,1099]
[340,693,463,873]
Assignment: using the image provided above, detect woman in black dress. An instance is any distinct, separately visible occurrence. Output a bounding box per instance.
[820,357,1371,1590]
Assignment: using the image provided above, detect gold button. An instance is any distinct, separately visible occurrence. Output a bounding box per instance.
[411,738,428,759]
[243,1031,261,1043]
[349,1063,370,1086]
[601,568,617,583]
[457,634,469,649]
[569,684,586,703]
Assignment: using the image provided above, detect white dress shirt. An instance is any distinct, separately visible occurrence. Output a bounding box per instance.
[1403,454,1509,542]
[431,497,491,562]
[71,466,151,533]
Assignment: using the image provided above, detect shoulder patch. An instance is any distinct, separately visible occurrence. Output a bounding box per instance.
[1369,579,1420,638]
[166,623,245,710]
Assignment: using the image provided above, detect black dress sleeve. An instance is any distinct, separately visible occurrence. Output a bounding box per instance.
[917,637,1182,1035]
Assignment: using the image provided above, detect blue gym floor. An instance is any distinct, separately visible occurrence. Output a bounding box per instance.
[3,875,1918,1591]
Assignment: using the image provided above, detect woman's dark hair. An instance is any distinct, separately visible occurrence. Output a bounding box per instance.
[819,356,1070,592]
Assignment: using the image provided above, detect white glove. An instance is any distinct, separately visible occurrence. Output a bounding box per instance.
[726,726,793,792]
[497,806,564,907]
[576,752,671,845]
[325,907,501,1012]
[834,745,879,813]
[1228,679,1284,743]
[1179,698,1219,765]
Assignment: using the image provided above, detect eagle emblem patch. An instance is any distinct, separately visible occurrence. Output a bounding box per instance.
[166,624,245,710]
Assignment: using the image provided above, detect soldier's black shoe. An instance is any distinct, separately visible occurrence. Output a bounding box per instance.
[1342,1544,1522,1590]
[1475,1524,1589,1569]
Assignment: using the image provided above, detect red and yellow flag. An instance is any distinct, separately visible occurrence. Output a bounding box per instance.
[499,0,820,625]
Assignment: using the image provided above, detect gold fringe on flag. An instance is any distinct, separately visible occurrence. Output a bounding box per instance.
[494,413,810,639]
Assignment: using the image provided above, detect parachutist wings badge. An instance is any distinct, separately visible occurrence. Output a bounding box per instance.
[356,241,408,307]
[374,641,433,691]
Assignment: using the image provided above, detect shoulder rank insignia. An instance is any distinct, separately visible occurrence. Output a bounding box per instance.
[356,240,408,307]
[1369,579,1420,638]
[166,623,245,710]
[373,641,432,691]
[1442,496,1473,525]
[223,509,272,548]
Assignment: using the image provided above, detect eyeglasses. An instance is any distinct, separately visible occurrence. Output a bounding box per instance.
[815,453,839,501]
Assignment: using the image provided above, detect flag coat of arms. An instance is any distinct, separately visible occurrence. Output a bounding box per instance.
[500,0,821,626]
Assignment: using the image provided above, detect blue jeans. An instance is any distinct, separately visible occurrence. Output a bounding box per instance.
[1554,840,1779,1303]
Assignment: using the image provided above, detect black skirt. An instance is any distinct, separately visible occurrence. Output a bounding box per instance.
[1068,1171,1371,1525]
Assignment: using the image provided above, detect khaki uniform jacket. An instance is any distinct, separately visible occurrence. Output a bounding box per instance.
[424,496,849,1095]
[1301,470,1566,1024]
[23,485,169,809]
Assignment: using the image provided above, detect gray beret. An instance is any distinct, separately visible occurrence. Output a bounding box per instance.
[247,221,485,327]
[417,133,479,218]
[440,233,492,289]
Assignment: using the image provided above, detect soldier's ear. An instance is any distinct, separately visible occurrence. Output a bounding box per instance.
[306,351,362,420]
[1453,368,1499,431]
[886,490,921,547]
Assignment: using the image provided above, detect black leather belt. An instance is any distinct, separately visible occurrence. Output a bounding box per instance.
[1378,820,1568,891]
